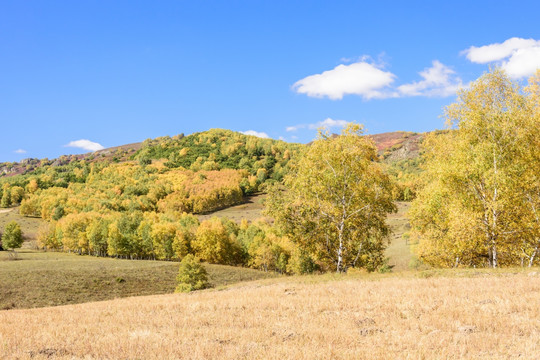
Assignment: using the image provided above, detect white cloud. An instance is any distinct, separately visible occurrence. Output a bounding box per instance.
[292,61,396,100]
[286,118,350,133]
[462,37,540,79]
[65,139,105,152]
[14,149,27,154]
[502,46,540,79]
[397,61,463,97]
[462,38,540,63]
[308,118,350,130]
[240,130,270,139]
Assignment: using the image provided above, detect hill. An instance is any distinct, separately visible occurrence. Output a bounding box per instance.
[1,129,423,180]
[2,269,539,359]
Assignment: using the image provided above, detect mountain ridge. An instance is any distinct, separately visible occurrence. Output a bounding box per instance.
[1,130,424,178]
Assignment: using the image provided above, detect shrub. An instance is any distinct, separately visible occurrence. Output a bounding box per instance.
[175,254,209,293]
[2,221,23,251]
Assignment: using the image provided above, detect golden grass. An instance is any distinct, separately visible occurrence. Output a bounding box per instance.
[1,271,539,359]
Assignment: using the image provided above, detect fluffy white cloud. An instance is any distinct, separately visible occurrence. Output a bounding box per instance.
[286,118,350,133]
[397,61,463,97]
[240,130,270,139]
[292,61,395,100]
[502,46,540,79]
[462,37,540,63]
[14,149,27,154]
[65,139,105,152]
[462,38,540,79]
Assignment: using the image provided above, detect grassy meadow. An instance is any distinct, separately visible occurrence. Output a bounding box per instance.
[1,269,539,359]
[2,200,540,359]
[0,250,276,310]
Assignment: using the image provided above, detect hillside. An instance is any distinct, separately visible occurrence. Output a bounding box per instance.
[2,270,539,359]
[0,249,275,310]
[0,128,423,274]
[0,130,423,179]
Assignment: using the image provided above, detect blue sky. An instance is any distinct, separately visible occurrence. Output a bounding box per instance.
[1,0,540,162]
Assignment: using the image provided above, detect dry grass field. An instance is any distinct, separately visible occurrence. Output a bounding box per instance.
[1,270,539,359]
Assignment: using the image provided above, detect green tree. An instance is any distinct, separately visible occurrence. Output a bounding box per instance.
[175,254,209,292]
[266,123,396,273]
[2,221,23,251]
[1,188,11,208]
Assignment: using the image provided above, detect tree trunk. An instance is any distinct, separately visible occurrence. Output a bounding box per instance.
[337,225,344,273]
[491,243,498,268]
[529,244,539,267]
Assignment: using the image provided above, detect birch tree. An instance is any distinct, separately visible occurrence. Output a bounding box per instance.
[411,69,540,267]
[266,123,396,273]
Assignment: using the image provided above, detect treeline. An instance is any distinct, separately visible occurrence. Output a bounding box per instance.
[37,212,316,274]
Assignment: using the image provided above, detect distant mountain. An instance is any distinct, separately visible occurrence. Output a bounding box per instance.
[0,142,142,178]
[369,131,424,161]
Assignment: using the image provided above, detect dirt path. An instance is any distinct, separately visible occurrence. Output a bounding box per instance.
[0,208,13,214]
[385,201,414,271]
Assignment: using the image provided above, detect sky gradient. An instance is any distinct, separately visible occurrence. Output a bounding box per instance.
[1,0,540,161]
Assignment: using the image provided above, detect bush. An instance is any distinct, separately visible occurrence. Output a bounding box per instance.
[1,221,23,251]
[175,254,209,293]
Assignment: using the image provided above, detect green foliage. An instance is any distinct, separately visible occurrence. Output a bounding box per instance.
[175,254,209,292]
[1,188,12,208]
[2,221,23,250]
[135,129,301,184]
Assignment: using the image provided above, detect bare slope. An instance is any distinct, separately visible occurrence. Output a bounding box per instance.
[1,271,539,359]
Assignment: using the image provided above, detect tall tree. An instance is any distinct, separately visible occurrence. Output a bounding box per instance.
[266,123,396,273]
[411,69,539,267]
